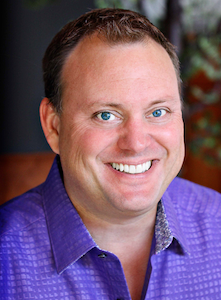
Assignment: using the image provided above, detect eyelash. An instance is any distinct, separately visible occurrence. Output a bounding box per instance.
[95,111,118,121]
[94,108,168,123]
[149,109,167,118]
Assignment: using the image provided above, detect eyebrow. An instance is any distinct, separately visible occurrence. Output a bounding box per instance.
[88,102,124,109]
[147,100,168,106]
[88,99,170,108]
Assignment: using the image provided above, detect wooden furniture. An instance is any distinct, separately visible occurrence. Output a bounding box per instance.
[0,152,55,205]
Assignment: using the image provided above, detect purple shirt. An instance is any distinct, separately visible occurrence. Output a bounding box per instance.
[1,156,221,299]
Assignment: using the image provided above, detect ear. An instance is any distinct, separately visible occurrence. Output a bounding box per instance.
[40,98,60,154]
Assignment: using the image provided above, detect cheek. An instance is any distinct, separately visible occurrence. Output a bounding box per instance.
[167,122,185,165]
[60,123,116,159]
[156,119,184,154]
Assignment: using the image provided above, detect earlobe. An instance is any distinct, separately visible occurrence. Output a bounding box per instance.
[40,98,60,154]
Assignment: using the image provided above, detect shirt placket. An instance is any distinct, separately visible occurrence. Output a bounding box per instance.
[93,248,132,300]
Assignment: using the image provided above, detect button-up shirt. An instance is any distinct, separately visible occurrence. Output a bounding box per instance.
[1,156,221,299]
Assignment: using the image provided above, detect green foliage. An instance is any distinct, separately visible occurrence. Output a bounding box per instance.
[95,0,123,9]
[191,87,220,105]
[184,36,221,81]
[183,35,221,166]
[189,115,221,166]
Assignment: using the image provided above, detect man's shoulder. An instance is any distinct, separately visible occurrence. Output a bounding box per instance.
[165,177,221,217]
[168,176,221,198]
[0,185,45,237]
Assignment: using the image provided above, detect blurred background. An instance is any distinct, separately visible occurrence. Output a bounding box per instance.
[1,0,221,204]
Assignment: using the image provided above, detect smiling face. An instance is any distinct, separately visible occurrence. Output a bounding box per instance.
[44,35,185,221]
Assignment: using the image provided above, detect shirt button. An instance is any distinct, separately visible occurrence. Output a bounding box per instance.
[98,253,107,258]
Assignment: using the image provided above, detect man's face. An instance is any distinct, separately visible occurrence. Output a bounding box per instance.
[55,36,184,221]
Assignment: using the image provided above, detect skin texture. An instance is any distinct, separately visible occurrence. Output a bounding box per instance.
[41,35,184,221]
[40,35,185,300]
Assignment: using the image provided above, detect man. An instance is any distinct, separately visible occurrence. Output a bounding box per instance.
[0,8,221,300]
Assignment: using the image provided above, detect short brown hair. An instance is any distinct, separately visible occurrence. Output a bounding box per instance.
[42,8,181,112]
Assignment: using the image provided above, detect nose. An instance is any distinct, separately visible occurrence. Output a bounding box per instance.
[117,118,151,154]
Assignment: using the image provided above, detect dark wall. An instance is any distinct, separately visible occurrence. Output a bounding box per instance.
[2,0,95,154]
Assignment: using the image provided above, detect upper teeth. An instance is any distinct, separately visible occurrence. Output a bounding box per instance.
[111,161,152,174]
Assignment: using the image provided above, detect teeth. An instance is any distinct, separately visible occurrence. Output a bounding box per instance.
[111,161,152,174]
[136,164,142,173]
[129,165,136,173]
[145,161,151,170]
[124,164,129,172]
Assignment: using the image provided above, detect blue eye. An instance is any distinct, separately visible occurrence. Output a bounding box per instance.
[101,112,111,120]
[152,109,166,117]
[97,112,116,121]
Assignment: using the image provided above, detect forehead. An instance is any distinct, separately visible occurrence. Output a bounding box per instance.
[60,35,179,105]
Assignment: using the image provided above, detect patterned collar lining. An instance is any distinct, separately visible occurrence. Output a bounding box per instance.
[155,200,173,254]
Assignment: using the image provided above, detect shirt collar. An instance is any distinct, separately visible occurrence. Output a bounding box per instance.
[158,182,191,255]
[154,200,173,254]
[42,156,96,274]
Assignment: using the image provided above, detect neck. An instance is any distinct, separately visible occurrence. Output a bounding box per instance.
[79,206,157,253]
[78,206,157,300]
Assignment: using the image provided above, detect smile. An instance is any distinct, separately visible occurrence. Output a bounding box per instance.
[110,161,152,174]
